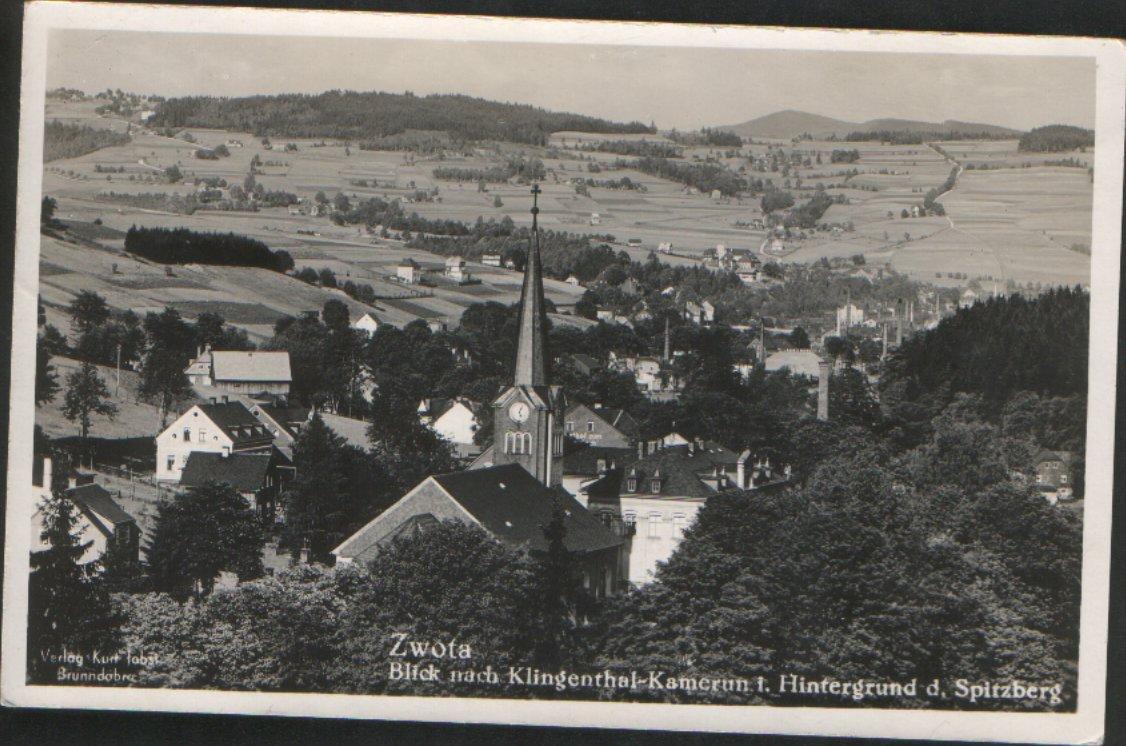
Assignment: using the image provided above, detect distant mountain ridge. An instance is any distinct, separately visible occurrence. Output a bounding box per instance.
[717,109,1023,140]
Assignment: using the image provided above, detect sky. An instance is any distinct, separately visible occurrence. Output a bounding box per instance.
[46,30,1097,131]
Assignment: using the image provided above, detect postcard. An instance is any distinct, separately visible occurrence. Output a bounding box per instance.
[4,2,1123,742]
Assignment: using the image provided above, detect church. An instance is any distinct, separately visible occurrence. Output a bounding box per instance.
[332,186,628,597]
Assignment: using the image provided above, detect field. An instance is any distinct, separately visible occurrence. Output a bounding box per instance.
[41,101,1092,340]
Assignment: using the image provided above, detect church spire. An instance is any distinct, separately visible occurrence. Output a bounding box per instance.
[514,184,548,387]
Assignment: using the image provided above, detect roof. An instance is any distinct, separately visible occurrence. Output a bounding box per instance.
[563,441,634,476]
[254,403,311,439]
[432,464,622,554]
[765,350,822,378]
[320,412,372,450]
[567,353,600,370]
[1036,450,1073,466]
[398,257,420,269]
[211,351,292,383]
[566,403,640,439]
[180,451,273,492]
[618,444,729,499]
[68,483,135,527]
[197,402,275,446]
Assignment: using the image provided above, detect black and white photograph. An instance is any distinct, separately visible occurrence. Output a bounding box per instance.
[2,3,1123,742]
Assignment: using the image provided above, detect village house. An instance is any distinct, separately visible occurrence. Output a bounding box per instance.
[564,402,640,449]
[246,401,311,456]
[335,187,626,595]
[579,441,789,585]
[418,397,482,459]
[565,274,580,286]
[657,241,673,254]
[155,399,275,482]
[351,312,381,337]
[31,461,140,566]
[560,441,634,498]
[559,353,601,377]
[179,449,293,524]
[683,300,716,325]
[444,255,468,283]
[396,257,422,284]
[481,253,503,267]
[1035,450,1075,501]
[184,346,292,397]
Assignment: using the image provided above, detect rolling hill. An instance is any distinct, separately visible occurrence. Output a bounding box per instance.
[718,110,1023,140]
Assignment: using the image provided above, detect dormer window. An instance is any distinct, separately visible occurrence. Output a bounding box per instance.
[651,478,662,493]
[625,477,637,493]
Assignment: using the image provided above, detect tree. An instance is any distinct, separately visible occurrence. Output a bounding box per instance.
[164,164,182,183]
[41,195,57,226]
[69,290,110,336]
[36,334,60,405]
[493,195,504,208]
[532,499,583,668]
[140,346,193,428]
[789,327,810,349]
[281,414,389,563]
[27,457,118,683]
[321,299,350,332]
[62,361,118,444]
[146,481,265,600]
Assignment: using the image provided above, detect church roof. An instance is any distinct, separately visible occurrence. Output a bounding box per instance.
[432,464,622,554]
[514,185,549,387]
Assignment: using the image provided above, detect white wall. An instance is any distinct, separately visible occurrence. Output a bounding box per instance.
[431,402,478,445]
[155,406,235,482]
[620,496,704,585]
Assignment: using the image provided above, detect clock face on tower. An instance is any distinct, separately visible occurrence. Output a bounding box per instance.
[508,402,530,423]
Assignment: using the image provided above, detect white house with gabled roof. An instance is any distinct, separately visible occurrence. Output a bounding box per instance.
[155,400,275,482]
[352,312,381,337]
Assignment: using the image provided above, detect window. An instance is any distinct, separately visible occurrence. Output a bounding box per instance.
[522,433,532,454]
[182,427,190,441]
[504,432,513,453]
[166,456,175,472]
[623,512,636,526]
[651,478,662,493]
[565,421,574,434]
[586,420,595,432]
[596,459,606,473]
[599,511,613,527]
[673,513,687,538]
[625,478,637,492]
[198,428,207,443]
[647,513,662,538]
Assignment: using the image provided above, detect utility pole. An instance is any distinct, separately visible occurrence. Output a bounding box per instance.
[114,342,122,397]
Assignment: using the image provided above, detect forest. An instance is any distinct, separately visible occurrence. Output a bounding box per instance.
[43,121,130,162]
[149,90,654,146]
[623,156,746,196]
[123,226,295,272]
[1017,125,1095,153]
[842,128,1018,145]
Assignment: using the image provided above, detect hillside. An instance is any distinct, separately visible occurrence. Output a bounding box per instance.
[718,109,1021,140]
[1018,124,1095,153]
[717,110,853,139]
[150,90,654,146]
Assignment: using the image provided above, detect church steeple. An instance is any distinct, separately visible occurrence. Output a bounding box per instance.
[491,184,564,487]
[514,184,549,387]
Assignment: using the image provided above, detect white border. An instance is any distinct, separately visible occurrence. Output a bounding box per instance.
[4,4,1123,742]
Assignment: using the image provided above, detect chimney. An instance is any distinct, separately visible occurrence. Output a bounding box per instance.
[637,441,645,460]
[42,457,52,493]
[817,357,830,421]
[736,449,751,489]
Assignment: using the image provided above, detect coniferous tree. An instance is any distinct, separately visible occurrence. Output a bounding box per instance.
[27,458,118,684]
[36,334,60,405]
[532,499,582,670]
[281,414,358,563]
[145,482,265,600]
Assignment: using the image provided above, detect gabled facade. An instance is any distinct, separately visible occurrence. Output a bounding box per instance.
[419,397,481,447]
[564,403,640,449]
[352,313,381,337]
[31,462,140,566]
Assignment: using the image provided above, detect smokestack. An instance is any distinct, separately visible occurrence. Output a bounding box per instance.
[737,449,750,489]
[663,315,671,362]
[881,321,888,359]
[42,457,52,493]
[895,300,904,346]
[817,357,830,421]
